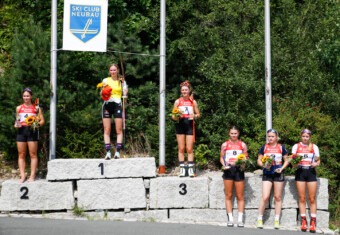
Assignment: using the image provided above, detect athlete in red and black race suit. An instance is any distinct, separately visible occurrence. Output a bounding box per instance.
[291,129,320,233]
[172,81,200,177]
[15,88,44,183]
[220,126,248,227]
[256,129,289,229]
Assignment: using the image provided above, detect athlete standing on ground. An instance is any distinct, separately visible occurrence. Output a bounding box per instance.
[15,88,44,183]
[256,129,289,229]
[172,81,200,177]
[101,63,128,160]
[292,129,320,233]
[220,126,248,227]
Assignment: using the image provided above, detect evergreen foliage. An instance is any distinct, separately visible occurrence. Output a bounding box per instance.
[0,0,339,224]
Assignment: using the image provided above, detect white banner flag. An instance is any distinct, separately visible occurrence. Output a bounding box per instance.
[63,0,108,52]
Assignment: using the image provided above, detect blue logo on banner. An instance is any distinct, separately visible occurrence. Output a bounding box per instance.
[70,4,101,43]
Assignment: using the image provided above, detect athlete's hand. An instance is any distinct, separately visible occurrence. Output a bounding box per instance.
[14,122,21,128]
[224,165,231,170]
[172,116,179,121]
[311,162,319,168]
[275,168,283,174]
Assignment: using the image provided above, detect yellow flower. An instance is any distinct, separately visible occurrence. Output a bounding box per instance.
[97,83,106,88]
[237,154,246,160]
[172,108,179,114]
[262,155,268,163]
[25,116,34,124]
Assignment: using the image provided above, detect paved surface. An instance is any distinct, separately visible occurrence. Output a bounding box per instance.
[0,217,306,235]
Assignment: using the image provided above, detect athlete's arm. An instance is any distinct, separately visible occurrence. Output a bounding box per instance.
[38,108,45,127]
[220,143,227,169]
[193,100,200,119]
[14,106,21,128]
[311,145,321,168]
[172,100,180,121]
[257,146,265,168]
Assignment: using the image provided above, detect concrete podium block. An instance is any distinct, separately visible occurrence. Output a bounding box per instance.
[0,180,74,211]
[169,208,297,225]
[170,209,227,222]
[149,177,209,209]
[270,177,329,210]
[106,210,168,221]
[209,174,269,209]
[47,158,156,181]
[77,178,146,210]
[305,210,329,228]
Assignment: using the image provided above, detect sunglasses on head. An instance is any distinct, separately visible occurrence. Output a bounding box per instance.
[301,129,311,134]
[267,129,278,134]
[23,88,32,92]
[180,82,190,87]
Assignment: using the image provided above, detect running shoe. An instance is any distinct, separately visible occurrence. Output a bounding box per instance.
[114,151,120,159]
[257,220,263,229]
[309,218,316,233]
[179,167,186,177]
[188,166,195,177]
[227,221,234,227]
[237,222,244,227]
[105,151,111,160]
[301,217,307,232]
[274,220,280,229]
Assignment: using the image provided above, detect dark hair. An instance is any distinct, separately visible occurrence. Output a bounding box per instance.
[229,126,240,132]
[23,88,33,96]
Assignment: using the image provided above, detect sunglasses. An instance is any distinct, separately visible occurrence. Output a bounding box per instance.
[267,129,278,134]
[180,82,190,87]
[23,88,32,92]
[301,129,311,134]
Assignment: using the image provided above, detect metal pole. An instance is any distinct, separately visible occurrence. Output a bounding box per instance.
[49,0,57,160]
[264,0,272,142]
[158,0,166,174]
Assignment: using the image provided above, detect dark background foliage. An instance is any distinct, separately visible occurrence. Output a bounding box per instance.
[0,0,339,226]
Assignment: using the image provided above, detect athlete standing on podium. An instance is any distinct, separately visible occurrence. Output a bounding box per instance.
[172,81,200,177]
[291,129,320,233]
[15,88,45,183]
[100,63,128,160]
[220,126,248,227]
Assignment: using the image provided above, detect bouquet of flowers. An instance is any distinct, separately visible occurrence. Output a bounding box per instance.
[97,83,106,88]
[235,154,249,171]
[288,154,302,165]
[25,116,40,132]
[169,108,183,120]
[262,155,273,169]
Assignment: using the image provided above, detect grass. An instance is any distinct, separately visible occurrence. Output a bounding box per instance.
[72,205,85,217]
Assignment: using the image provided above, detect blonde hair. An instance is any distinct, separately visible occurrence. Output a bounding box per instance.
[301,129,313,151]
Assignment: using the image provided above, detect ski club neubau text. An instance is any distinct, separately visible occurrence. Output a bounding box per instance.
[71,6,100,17]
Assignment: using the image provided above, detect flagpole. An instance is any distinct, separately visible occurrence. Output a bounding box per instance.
[158,0,166,174]
[265,0,272,142]
[50,0,57,160]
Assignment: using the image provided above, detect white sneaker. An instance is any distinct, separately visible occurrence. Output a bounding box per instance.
[105,151,111,160]
[227,221,234,227]
[114,151,120,159]
[179,167,186,177]
[238,221,244,227]
[188,166,195,177]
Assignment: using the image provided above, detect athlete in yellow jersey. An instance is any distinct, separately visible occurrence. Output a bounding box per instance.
[100,63,128,159]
